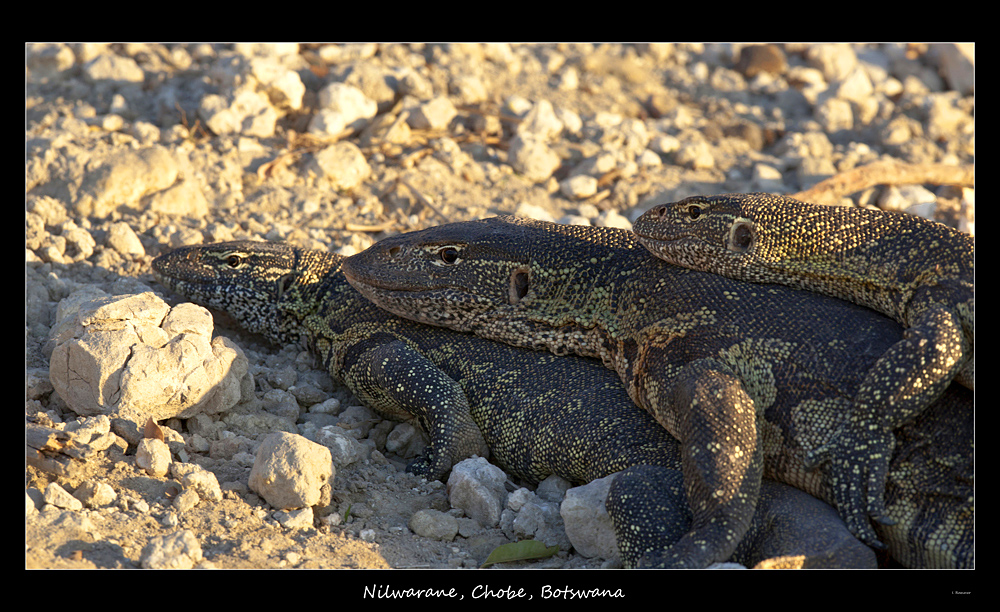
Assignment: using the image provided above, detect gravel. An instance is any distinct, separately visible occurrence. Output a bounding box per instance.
[25,43,974,573]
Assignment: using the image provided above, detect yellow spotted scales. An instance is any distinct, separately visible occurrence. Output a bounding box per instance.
[152,241,880,568]
[341,215,973,568]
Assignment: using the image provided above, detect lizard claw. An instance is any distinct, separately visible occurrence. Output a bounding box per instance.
[808,422,895,548]
[405,454,448,481]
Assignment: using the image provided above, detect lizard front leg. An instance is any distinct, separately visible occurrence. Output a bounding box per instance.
[641,358,763,568]
[347,339,490,481]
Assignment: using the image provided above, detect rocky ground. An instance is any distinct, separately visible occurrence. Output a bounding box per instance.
[25,43,974,576]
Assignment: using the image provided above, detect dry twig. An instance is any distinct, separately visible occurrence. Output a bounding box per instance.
[793,160,975,205]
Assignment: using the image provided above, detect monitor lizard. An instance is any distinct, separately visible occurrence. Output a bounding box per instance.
[633,192,973,409]
[152,241,879,568]
[340,215,974,568]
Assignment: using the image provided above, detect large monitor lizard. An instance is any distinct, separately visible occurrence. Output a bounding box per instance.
[152,241,878,569]
[340,215,974,568]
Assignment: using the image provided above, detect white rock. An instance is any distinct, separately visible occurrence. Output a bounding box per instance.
[183,469,223,502]
[73,481,117,508]
[752,163,786,191]
[650,134,681,155]
[106,222,146,257]
[44,482,83,511]
[513,201,556,222]
[309,142,372,191]
[48,291,248,444]
[446,457,507,527]
[674,138,715,169]
[250,59,305,111]
[517,99,563,141]
[637,149,663,168]
[805,44,857,82]
[273,506,314,529]
[82,53,144,83]
[173,488,200,513]
[559,174,598,200]
[406,97,458,131]
[409,508,459,541]
[595,210,632,230]
[136,438,172,477]
[560,473,619,561]
[835,66,874,103]
[141,530,203,569]
[508,135,561,183]
[26,43,76,83]
[815,97,854,132]
[72,146,180,218]
[199,87,277,138]
[314,82,377,131]
[249,432,334,510]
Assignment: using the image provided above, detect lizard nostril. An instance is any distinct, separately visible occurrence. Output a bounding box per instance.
[388,246,401,257]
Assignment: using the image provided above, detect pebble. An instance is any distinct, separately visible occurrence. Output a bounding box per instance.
[559,174,598,200]
[308,142,372,191]
[73,481,117,508]
[136,438,172,477]
[446,457,507,528]
[182,468,223,502]
[312,82,378,134]
[560,473,619,562]
[406,96,458,131]
[173,488,200,513]
[105,222,145,258]
[735,44,787,78]
[248,432,334,510]
[140,530,204,569]
[507,135,561,183]
[500,487,569,550]
[44,482,83,511]
[81,53,144,84]
[517,99,564,141]
[273,506,314,529]
[805,44,858,82]
[409,508,459,541]
[72,146,180,218]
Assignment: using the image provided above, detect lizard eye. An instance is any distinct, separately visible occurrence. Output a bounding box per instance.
[439,247,460,264]
[226,254,244,268]
[686,205,703,220]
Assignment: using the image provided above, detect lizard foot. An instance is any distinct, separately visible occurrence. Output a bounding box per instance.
[805,424,896,548]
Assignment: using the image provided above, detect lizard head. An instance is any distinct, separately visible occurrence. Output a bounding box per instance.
[342,215,640,354]
[632,193,774,265]
[341,217,528,332]
[152,241,341,344]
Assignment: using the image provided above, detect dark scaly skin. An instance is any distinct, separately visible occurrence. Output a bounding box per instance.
[151,241,878,568]
[341,215,973,567]
[633,192,974,394]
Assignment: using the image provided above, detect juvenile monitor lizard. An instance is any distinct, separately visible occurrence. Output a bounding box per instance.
[633,194,974,420]
[341,215,974,568]
[152,241,877,568]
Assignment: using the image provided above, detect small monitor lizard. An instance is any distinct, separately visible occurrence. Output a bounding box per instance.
[633,192,974,406]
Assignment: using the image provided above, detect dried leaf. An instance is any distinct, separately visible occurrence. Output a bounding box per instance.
[481,540,558,568]
[144,418,164,442]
